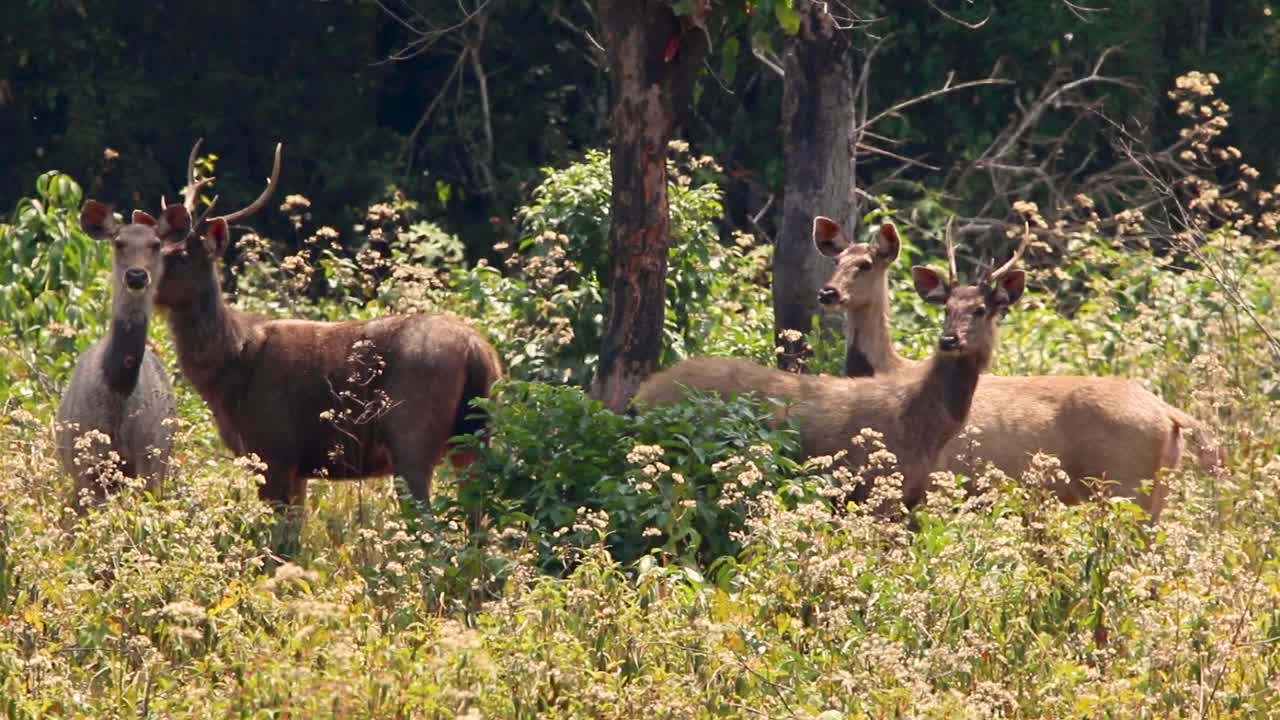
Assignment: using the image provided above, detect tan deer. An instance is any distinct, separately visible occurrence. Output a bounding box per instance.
[813,215,1222,519]
[152,141,503,510]
[634,233,1028,510]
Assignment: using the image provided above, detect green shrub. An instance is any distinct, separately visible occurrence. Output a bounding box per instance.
[446,380,815,567]
[0,171,112,405]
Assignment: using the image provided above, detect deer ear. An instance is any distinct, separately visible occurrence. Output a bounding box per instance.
[156,204,192,244]
[132,210,157,226]
[80,201,119,240]
[203,218,231,257]
[912,266,949,305]
[993,270,1026,306]
[813,216,851,257]
[874,222,901,262]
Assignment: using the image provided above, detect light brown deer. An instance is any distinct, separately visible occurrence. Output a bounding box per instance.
[634,233,1027,510]
[813,215,1222,518]
[153,141,503,510]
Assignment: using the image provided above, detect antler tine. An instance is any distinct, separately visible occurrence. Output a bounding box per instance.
[186,138,203,188]
[214,142,283,225]
[160,195,168,210]
[182,176,215,214]
[944,216,958,286]
[194,195,221,228]
[988,222,1032,282]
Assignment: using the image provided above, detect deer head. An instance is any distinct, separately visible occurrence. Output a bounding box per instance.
[80,201,191,312]
[813,216,900,309]
[910,221,1027,367]
[156,141,282,307]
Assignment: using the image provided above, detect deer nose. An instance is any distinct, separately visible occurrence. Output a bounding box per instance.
[938,334,960,352]
[124,268,150,291]
[817,287,840,305]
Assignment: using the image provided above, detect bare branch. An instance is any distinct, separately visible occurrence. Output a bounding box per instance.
[927,0,991,29]
[467,41,497,195]
[402,50,468,177]
[1061,0,1109,22]
[853,72,1013,135]
[856,142,939,172]
[751,46,785,78]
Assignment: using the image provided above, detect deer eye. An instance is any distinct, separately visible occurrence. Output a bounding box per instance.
[974,306,988,318]
[856,260,872,271]
[114,241,126,251]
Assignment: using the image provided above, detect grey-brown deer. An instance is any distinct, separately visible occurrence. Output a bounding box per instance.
[813,215,1222,519]
[56,202,182,507]
[153,141,503,510]
[634,233,1028,510]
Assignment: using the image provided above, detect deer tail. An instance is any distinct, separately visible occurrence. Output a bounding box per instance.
[447,340,503,463]
[1165,407,1226,473]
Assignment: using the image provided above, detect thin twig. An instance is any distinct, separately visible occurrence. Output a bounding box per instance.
[853,73,1012,135]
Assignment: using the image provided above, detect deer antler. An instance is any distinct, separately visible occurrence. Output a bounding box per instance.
[212,142,282,226]
[988,222,1032,282]
[944,215,958,286]
[194,195,221,228]
[182,138,215,215]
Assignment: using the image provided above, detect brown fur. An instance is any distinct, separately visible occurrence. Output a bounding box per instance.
[635,262,1025,510]
[155,206,503,509]
[813,216,1224,519]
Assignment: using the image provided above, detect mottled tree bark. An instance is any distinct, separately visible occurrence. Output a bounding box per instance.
[591,0,709,411]
[773,1,856,371]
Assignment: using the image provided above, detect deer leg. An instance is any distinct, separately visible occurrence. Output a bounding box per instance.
[395,461,434,506]
[388,422,451,501]
[258,464,305,508]
[258,464,307,557]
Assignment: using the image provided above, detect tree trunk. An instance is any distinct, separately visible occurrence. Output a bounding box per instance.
[591,0,709,412]
[773,1,856,371]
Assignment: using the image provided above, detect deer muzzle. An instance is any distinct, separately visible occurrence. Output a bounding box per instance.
[124,268,150,293]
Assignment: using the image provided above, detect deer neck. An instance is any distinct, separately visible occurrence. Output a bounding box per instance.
[164,276,252,397]
[843,285,909,376]
[912,349,987,429]
[101,291,153,394]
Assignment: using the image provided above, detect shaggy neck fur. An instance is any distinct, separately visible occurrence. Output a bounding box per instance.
[102,287,153,394]
[163,271,251,398]
[916,350,987,424]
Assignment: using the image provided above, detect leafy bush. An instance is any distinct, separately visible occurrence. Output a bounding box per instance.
[447,380,813,567]
[0,172,112,404]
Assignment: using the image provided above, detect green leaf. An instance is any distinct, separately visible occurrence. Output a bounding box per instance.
[670,0,697,16]
[720,36,740,86]
[774,1,800,35]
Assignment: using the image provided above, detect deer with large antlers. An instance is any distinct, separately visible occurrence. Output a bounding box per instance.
[634,231,1028,510]
[153,141,503,510]
[812,216,1222,518]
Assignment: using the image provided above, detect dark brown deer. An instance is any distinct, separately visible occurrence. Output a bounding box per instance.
[813,216,1222,518]
[56,203,184,506]
[634,232,1027,510]
[154,142,503,509]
